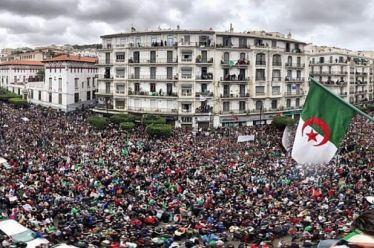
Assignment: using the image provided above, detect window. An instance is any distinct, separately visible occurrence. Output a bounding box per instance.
[30,90,34,99]
[239,101,246,111]
[273,54,281,66]
[255,86,265,96]
[74,93,79,103]
[150,51,156,63]
[87,91,91,101]
[134,83,140,92]
[150,83,156,92]
[49,93,52,103]
[223,84,230,96]
[167,83,173,95]
[167,51,173,63]
[38,91,41,101]
[150,67,156,79]
[92,78,95,88]
[181,117,192,123]
[223,36,232,47]
[223,102,230,112]
[287,56,292,66]
[256,69,265,81]
[201,83,207,93]
[105,82,111,94]
[239,37,247,48]
[181,103,191,112]
[74,78,79,89]
[296,98,300,107]
[134,67,140,79]
[297,57,301,67]
[286,99,291,108]
[272,86,280,95]
[256,53,266,65]
[167,35,174,46]
[329,56,333,63]
[116,84,125,94]
[58,93,62,104]
[49,78,52,89]
[272,70,281,81]
[82,81,84,89]
[105,53,111,64]
[223,52,230,63]
[87,78,90,88]
[181,67,192,79]
[167,67,173,79]
[255,101,263,110]
[271,100,277,109]
[297,70,301,80]
[92,90,96,99]
[181,85,192,96]
[116,52,125,62]
[181,51,193,62]
[58,78,62,91]
[271,40,277,48]
[240,52,246,60]
[319,57,325,63]
[239,85,246,96]
[183,35,190,44]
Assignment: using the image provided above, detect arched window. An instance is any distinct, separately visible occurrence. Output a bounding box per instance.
[273,54,281,66]
[256,53,266,65]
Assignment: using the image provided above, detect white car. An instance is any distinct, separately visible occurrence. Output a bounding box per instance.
[0,219,49,248]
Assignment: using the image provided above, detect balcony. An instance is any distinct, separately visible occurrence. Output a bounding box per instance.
[272,62,282,66]
[115,74,126,79]
[179,41,215,48]
[98,44,113,51]
[252,92,266,98]
[97,90,113,95]
[128,58,178,64]
[221,59,250,67]
[285,63,305,68]
[285,91,304,97]
[115,90,125,95]
[195,91,214,97]
[285,48,303,54]
[127,42,178,49]
[196,57,214,64]
[285,77,304,82]
[255,61,266,66]
[220,75,250,82]
[128,106,178,114]
[220,93,249,99]
[128,90,178,97]
[129,75,178,81]
[181,58,193,63]
[97,60,113,66]
[195,105,213,113]
[196,73,214,81]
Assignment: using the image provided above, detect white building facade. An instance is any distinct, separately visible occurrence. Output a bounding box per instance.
[0,60,44,98]
[307,45,374,104]
[27,55,98,111]
[95,29,309,128]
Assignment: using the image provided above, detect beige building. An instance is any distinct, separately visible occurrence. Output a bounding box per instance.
[307,45,374,104]
[95,29,309,128]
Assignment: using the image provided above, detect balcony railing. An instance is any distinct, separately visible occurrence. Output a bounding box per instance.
[128,106,178,113]
[272,62,282,66]
[128,91,178,97]
[285,63,305,68]
[129,75,177,80]
[221,59,250,66]
[285,77,304,82]
[128,58,178,64]
[97,90,113,95]
[255,61,266,65]
[181,58,193,62]
[127,42,178,48]
[272,77,282,82]
[285,91,304,96]
[196,74,214,80]
[220,93,249,98]
[220,75,250,82]
[196,57,214,63]
[195,91,214,97]
[115,74,125,78]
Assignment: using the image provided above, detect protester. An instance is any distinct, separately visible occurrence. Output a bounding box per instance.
[0,102,372,247]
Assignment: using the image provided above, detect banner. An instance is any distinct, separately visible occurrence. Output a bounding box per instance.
[237,135,255,143]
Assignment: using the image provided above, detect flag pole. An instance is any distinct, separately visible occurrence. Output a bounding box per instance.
[310,78,374,122]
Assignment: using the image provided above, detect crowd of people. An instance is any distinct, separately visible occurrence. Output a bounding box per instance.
[0,102,373,248]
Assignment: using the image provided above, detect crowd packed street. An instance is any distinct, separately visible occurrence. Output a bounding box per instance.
[0,102,373,247]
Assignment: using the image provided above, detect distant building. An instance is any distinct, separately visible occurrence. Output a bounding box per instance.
[307,45,374,104]
[0,60,44,97]
[95,29,309,127]
[27,54,98,111]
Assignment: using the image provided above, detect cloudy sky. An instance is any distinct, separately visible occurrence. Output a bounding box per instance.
[0,0,373,51]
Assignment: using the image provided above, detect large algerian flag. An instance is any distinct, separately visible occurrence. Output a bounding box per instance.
[292,79,356,164]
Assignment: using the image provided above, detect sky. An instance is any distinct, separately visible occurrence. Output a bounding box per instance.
[0,0,373,51]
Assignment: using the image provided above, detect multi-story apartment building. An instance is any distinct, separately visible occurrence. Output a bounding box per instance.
[0,60,44,97]
[307,45,374,104]
[95,29,309,128]
[27,54,98,111]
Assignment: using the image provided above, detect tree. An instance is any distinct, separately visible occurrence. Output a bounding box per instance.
[272,116,296,130]
[142,114,166,125]
[110,114,135,124]
[87,116,109,129]
[145,124,172,137]
[120,122,135,130]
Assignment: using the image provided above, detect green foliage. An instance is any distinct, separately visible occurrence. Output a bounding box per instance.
[120,122,135,130]
[87,116,109,129]
[0,88,21,101]
[142,114,166,125]
[8,98,27,106]
[145,124,172,137]
[272,116,296,130]
[109,114,135,124]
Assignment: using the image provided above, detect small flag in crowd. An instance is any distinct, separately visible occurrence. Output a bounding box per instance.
[122,147,128,157]
[292,78,357,164]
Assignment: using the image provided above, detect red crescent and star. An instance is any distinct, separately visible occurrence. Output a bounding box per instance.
[301,117,331,146]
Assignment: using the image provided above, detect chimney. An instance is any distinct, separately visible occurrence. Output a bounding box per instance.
[229,23,234,33]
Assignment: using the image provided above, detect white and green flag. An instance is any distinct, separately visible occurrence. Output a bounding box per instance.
[292,79,357,164]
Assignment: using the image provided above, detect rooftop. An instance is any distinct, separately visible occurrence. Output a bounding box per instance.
[43,54,97,63]
[0,60,44,66]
